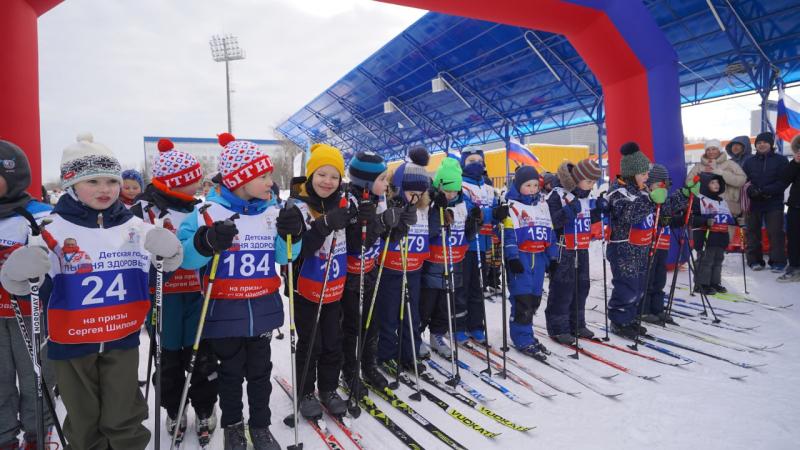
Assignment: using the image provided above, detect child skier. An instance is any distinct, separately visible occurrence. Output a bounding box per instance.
[457,146,501,344]
[503,165,556,358]
[121,169,144,208]
[1,133,184,449]
[420,158,473,359]
[0,140,56,450]
[641,164,685,324]
[178,133,300,450]
[607,142,688,338]
[131,138,218,444]
[545,159,604,343]
[375,147,431,372]
[287,143,355,420]
[691,172,734,295]
[341,150,392,392]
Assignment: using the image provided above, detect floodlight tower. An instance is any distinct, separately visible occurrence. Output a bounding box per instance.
[209,34,245,133]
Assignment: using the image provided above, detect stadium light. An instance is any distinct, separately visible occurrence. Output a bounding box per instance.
[209,34,246,133]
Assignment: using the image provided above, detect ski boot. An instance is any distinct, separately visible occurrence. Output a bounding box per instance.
[550,333,576,345]
[575,327,595,339]
[167,411,188,445]
[694,284,717,295]
[610,322,641,340]
[429,333,453,359]
[249,426,281,450]
[418,339,431,359]
[640,314,661,324]
[362,361,389,391]
[454,330,470,345]
[517,342,549,361]
[770,263,786,274]
[711,283,727,293]
[299,393,322,419]
[320,390,348,416]
[777,267,800,283]
[469,329,487,345]
[223,421,248,450]
[659,312,677,325]
[400,359,427,374]
[196,406,217,448]
[748,261,765,271]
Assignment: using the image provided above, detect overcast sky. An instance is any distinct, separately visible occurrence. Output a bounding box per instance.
[36,0,798,184]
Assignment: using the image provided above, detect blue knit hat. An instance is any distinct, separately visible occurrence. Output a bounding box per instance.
[348,150,386,189]
[460,146,484,168]
[392,146,431,195]
[122,169,144,190]
[513,165,540,192]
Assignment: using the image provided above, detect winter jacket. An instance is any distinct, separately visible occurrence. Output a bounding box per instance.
[43,196,147,360]
[691,173,732,250]
[687,151,747,216]
[725,135,753,169]
[781,158,800,209]
[422,191,476,290]
[504,183,558,262]
[461,174,496,252]
[742,148,790,212]
[177,186,295,338]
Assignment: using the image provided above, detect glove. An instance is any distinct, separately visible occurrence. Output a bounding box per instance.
[277,205,305,240]
[0,246,51,296]
[681,177,701,197]
[357,199,377,223]
[195,220,239,256]
[144,227,183,272]
[380,207,403,230]
[431,190,449,209]
[649,187,667,204]
[595,196,609,213]
[469,206,483,224]
[705,216,716,228]
[492,204,509,221]
[444,208,455,226]
[562,201,581,221]
[399,204,418,227]
[323,206,355,231]
[546,260,559,277]
[746,184,762,200]
[507,258,524,274]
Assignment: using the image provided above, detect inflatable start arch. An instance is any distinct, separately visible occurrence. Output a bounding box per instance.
[379,0,686,184]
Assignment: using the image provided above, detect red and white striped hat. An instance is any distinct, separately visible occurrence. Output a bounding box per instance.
[151,138,203,189]
[217,133,273,190]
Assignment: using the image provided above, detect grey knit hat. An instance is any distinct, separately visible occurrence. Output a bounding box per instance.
[619,142,651,178]
[648,163,670,185]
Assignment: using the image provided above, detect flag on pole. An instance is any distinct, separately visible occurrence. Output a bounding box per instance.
[507,139,544,171]
[777,86,800,143]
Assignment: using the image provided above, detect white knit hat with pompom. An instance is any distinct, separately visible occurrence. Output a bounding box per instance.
[60,132,122,188]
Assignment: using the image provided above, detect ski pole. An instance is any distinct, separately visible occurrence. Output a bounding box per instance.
[171,207,238,450]
[598,195,610,342]
[295,194,348,417]
[629,204,662,351]
[391,234,408,391]
[739,223,749,294]
[400,234,423,401]
[665,178,697,319]
[144,204,166,450]
[498,213,509,379]
[284,199,302,450]
[474,223,492,376]
[346,188,371,417]
[571,213,580,359]
[439,207,460,386]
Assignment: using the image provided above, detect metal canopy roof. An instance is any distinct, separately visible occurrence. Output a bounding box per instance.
[277,0,800,162]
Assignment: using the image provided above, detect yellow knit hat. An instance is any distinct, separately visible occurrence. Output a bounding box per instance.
[306,143,345,177]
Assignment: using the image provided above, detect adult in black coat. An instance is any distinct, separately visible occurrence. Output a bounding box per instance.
[778,135,800,282]
[742,132,789,271]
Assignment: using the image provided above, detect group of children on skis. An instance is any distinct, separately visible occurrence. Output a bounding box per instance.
[1,133,740,450]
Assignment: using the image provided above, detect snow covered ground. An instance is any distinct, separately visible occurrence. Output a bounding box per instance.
[118,242,798,450]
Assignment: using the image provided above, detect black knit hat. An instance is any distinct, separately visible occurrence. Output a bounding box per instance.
[755,132,774,148]
[513,165,540,192]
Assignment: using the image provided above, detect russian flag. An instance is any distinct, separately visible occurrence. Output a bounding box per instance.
[777,86,800,143]
[507,139,543,171]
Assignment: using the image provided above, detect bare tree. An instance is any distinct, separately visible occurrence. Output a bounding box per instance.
[268,138,304,189]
